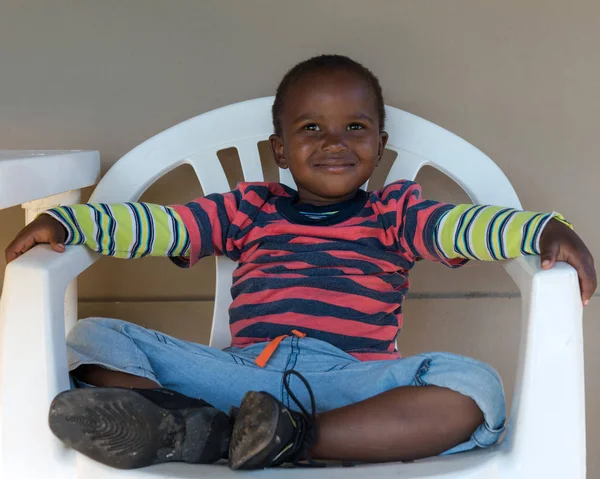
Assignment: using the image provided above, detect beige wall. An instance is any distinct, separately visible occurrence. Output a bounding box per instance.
[1,0,599,475]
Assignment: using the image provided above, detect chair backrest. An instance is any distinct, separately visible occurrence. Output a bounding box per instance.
[90,96,522,349]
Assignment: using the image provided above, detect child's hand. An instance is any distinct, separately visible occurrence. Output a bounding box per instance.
[539,218,597,305]
[4,214,67,264]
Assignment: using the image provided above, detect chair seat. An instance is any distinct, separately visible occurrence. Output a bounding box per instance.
[0,150,100,209]
[66,444,503,479]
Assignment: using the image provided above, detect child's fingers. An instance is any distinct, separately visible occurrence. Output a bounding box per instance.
[50,242,66,253]
[540,241,559,269]
[577,258,597,306]
[5,218,67,263]
[4,244,18,264]
[540,236,596,305]
[5,235,36,264]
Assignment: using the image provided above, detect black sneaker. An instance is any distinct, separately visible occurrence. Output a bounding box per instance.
[49,387,231,469]
[229,370,318,470]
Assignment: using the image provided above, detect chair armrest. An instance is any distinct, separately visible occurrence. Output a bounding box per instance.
[500,256,585,477]
[0,245,99,478]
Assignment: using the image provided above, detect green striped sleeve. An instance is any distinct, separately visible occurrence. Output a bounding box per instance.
[42,203,190,259]
[434,204,571,261]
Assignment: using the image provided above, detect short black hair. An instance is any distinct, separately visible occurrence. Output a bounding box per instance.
[272,54,386,137]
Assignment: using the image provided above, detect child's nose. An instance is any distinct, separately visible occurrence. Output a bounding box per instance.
[322,132,348,154]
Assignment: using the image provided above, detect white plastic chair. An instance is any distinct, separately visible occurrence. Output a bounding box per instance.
[0,97,585,479]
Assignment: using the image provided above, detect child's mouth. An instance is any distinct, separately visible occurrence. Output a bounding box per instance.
[313,159,356,173]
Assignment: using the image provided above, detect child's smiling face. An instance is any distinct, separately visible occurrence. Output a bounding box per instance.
[270,68,388,206]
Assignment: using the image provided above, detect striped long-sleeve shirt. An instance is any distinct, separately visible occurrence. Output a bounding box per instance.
[45,180,569,360]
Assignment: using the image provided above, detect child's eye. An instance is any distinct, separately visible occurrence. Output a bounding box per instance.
[347,123,365,131]
[303,124,321,131]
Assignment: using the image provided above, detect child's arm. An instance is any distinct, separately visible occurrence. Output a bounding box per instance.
[44,203,190,259]
[396,181,596,305]
[5,183,262,267]
[434,205,596,304]
[5,184,247,266]
[5,202,190,263]
[434,205,570,262]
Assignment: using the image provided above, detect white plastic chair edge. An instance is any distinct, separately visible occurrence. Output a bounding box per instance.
[0,246,98,478]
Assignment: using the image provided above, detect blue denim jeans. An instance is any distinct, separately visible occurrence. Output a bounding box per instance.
[67,317,506,455]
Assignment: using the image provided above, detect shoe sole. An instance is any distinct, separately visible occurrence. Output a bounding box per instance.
[229,391,280,470]
[49,388,230,469]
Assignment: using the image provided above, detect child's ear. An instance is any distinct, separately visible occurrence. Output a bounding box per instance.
[376,131,389,166]
[270,134,288,169]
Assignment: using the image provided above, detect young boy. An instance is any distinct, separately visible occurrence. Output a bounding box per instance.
[5,55,596,470]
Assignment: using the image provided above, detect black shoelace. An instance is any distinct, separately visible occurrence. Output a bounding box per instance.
[281,370,325,467]
[283,370,316,424]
